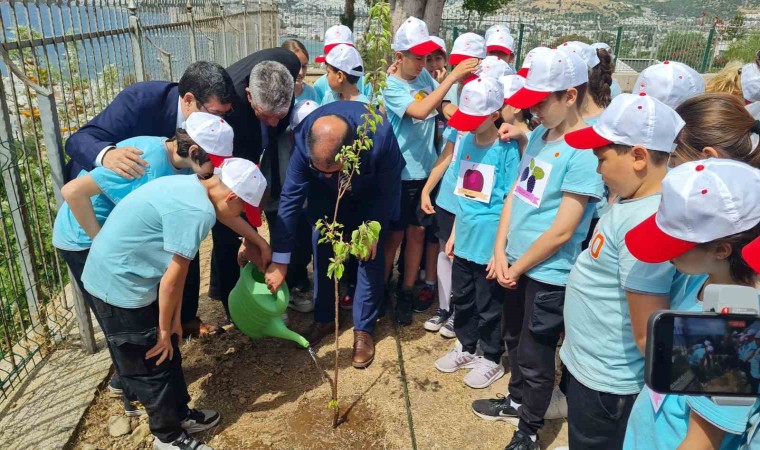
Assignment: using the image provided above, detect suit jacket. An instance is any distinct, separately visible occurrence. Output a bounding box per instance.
[271,101,406,258]
[64,81,179,181]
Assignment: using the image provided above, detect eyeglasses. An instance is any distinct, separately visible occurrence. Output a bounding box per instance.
[198,102,234,117]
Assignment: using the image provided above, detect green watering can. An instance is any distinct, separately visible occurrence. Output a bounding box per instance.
[228,263,309,348]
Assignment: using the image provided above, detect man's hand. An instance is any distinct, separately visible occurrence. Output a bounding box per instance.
[421,191,436,215]
[145,329,174,365]
[265,262,288,294]
[448,58,480,82]
[102,146,149,179]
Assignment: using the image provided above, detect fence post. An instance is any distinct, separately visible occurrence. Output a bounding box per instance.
[242,0,248,56]
[701,26,716,73]
[516,23,525,68]
[614,26,622,58]
[257,0,264,51]
[187,0,198,62]
[453,26,459,41]
[159,50,174,81]
[220,1,228,66]
[207,36,216,61]
[127,0,145,82]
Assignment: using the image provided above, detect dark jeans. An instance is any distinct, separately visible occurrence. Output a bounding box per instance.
[564,371,637,450]
[90,296,190,443]
[451,256,505,363]
[502,276,566,435]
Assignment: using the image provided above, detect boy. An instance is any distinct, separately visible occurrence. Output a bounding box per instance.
[486,27,515,65]
[81,158,266,450]
[434,76,520,388]
[320,44,369,105]
[313,24,372,103]
[632,60,705,109]
[560,93,686,449]
[382,16,478,324]
[427,36,448,83]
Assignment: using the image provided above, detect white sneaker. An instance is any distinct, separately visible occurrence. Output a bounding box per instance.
[288,296,314,313]
[154,433,213,450]
[435,347,478,373]
[544,386,568,420]
[464,357,505,389]
[181,409,220,434]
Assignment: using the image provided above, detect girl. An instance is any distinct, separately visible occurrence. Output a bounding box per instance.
[705,60,744,97]
[282,39,317,103]
[623,158,760,450]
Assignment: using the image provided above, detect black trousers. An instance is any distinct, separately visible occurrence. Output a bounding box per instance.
[90,296,190,443]
[451,256,505,363]
[564,371,637,450]
[502,276,566,435]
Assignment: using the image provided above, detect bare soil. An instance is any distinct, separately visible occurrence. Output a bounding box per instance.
[70,225,568,450]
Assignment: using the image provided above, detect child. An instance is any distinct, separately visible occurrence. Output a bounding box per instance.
[320,44,369,104]
[81,158,266,450]
[559,93,687,449]
[383,16,478,323]
[281,39,317,103]
[742,57,760,119]
[486,27,515,65]
[312,24,372,103]
[485,23,510,40]
[498,74,532,153]
[479,55,513,80]
[591,42,622,98]
[622,158,760,450]
[434,76,520,388]
[427,36,448,84]
[561,41,614,123]
[516,46,550,78]
[632,60,705,109]
[472,49,604,450]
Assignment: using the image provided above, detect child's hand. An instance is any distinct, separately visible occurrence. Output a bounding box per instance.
[498,122,526,143]
[503,267,521,289]
[421,191,436,215]
[486,256,497,280]
[434,68,447,83]
[387,60,400,76]
[445,236,455,260]
[145,329,174,365]
[449,58,479,82]
[493,252,512,287]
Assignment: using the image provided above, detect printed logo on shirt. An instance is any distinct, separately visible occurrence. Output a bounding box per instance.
[455,160,495,203]
[589,228,605,259]
[514,157,552,208]
[411,86,437,124]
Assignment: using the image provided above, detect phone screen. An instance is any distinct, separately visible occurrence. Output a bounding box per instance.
[668,315,760,395]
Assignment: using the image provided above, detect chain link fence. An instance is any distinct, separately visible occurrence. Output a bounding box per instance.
[0,0,278,403]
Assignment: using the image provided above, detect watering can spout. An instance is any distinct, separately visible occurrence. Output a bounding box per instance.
[228,263,309,348]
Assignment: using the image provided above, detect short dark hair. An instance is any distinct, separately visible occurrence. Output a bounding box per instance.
[281,39,309,60]
[609,143,670,166]
[178,61,236,106]
[306,115,353,166]
[170,128,211,166]
[697,221,760,286]
[326,63,361,85]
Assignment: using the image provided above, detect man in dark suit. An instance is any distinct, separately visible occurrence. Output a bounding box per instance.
[265,101,405,368]
[63,61,236,337]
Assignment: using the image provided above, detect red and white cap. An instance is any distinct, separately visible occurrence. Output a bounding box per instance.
[392,17,441,56]
[486,28,514,56]
[315,25,355,63]
[215,157,267,227]
[448,77,504,132]
[325,43,364,76]
[185,112,234,168]
[742,62,760,103]
[560,41,600,69]
[499,74,526,105]
[591,42,615,61]
[516,46,550,77]
[632,61,705,109]
[478,55,513,80]
[625,159,760,267]
[485,24,510,41]
[565,93,685,152]
[507,49,588,109]
[449,32,486,65]
[289,100,319,130]
[430,36,447,54]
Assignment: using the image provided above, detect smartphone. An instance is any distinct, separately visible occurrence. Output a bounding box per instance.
[647,311,760,396]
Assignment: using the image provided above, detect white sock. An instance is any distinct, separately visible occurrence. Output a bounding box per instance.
[510,398,522,409]
[437,240,453,311]
[425,279,436,288]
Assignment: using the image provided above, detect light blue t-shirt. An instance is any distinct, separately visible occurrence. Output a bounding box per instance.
[561,194,687,395]
[435,127,462,214]
[296,83,318,103]
[384,69,439,180]
[506,125,604,285]
[52,136,188,251]
[623,275,752,450]
[320,90,370,105]
[741,400,760,449]
[453,134,520,265]
[313,74,372,104]
[82,175,216,308]
[611,78,623,98]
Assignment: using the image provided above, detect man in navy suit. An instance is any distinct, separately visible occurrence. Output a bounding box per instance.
[265,101,405,368]
[63,61,236,338]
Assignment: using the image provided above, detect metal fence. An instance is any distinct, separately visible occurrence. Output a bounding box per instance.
[0,0,278,403]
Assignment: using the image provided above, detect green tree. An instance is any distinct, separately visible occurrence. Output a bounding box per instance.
[656,31,707,69]
[462,0,511,29]
[720,32,760,65]
[725,12,746,42]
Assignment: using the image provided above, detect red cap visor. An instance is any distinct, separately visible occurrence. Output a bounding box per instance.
[463,74,479,84]
[516,68,530,77]
[506,87,551,109]
[208,154,230,168]
[449,53,477,65]
[408,40,443,56]
[315,55,326,63]
[244,203,263,228]
[486,45,514,56]
[624,214,697,264]
[742,236,760,274]
[564,127,613,150]
[447,109,489,132]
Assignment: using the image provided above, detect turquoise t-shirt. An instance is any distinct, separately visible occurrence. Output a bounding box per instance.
[623,275,752,450]
[741,400,760,449]
[296,83,318,103]
[453,134,520,265]
[384,69,439,180]
[611,78,623,98]
[561,194,687,395]
[435,127,462,214]
[506,125,604,285]
[313,74,372,104]
[82,175,216,308]
[52,136,187,251]
[320,90,370,105]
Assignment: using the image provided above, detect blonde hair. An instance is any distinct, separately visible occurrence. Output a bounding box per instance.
[706,61,744,97]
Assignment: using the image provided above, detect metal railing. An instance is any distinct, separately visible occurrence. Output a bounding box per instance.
[0,0,278,403]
